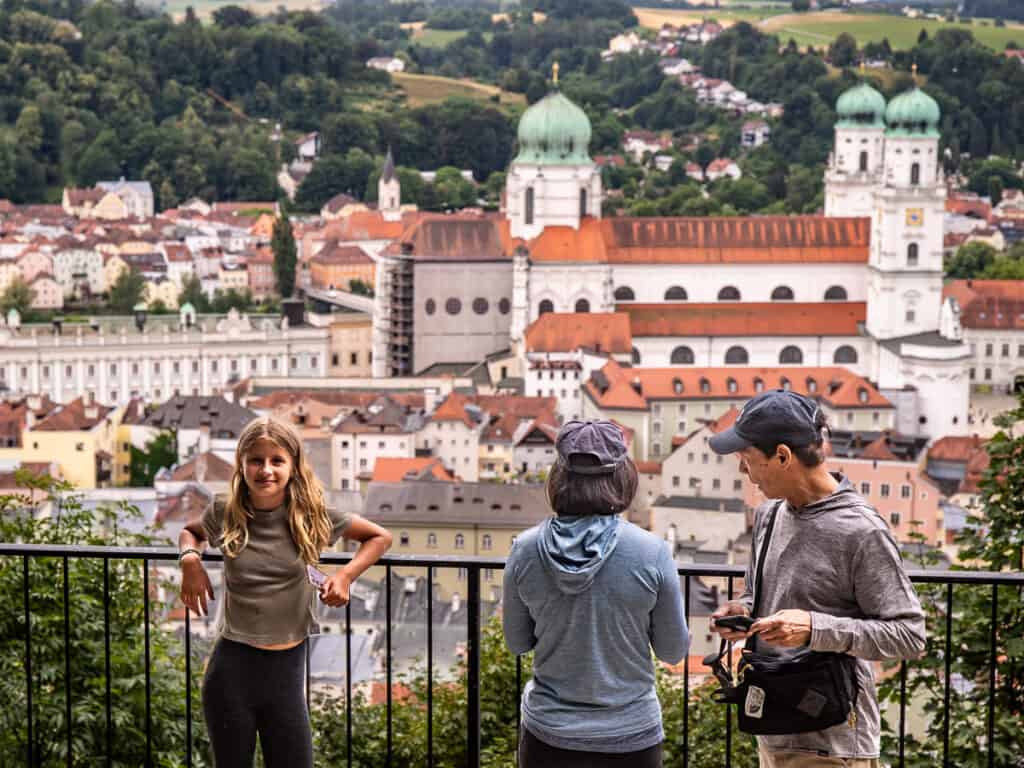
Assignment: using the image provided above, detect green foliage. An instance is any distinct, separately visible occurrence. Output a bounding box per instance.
[878,396,1024,765]
[108,268,146,314]
[272,214,297,298]
[349,279,374,297]
[0,276,36,317]
[178,274,210,313]
[792,0,812,11]
[829,32,859,67]
[128,431,176,487]
[946,241,999,279]
[0,475,210,765]
[294,150,376,211]
[968,158,1022,197]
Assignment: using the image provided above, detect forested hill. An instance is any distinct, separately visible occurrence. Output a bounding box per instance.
[0,0,520,208]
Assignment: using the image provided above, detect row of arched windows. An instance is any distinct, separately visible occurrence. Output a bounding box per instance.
[539,298,590,315]
[656,344,859,366]
[664,374,868,398]
[611,285,851,302]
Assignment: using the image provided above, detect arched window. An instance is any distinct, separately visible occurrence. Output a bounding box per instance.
[771,286,794,301]
[672,378,683,394]
[699,377,711,393]
[427,533,437,548]
[806,378,818,393]
[631,347,641,364]
[482,534,492,551]
[910,162,920,186]
[858,388,869,404]
[833,345,858,364]
[525,187,535,225]
[454,533,465,550]
[614,286,635,301]
[754,377,765,393]
[726,377,738,393]
[718,286,741,301]
[824,285,848,301]
[575,298,590,313]
[907,242,919,267]
[780,377,791,391]
[859,151,868,172]
[580,188,588,218]
[399,531,410,547]
[538,299,554,315]
[779,345,803,364]
[724,346,749,364]
[670,346,695,365]
[664,286,687,301]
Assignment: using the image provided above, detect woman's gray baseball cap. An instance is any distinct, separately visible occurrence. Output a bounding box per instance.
[709,390,822,455]
[556,419,629,475]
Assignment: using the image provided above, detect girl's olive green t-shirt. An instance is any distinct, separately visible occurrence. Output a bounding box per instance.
[201,500,351,646]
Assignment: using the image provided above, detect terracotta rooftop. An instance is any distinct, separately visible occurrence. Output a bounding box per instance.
[248,390,424,411]
[525,312,633,354]
[372,457,455,483]
[586,360,891,411]
[32,396,113,432]
[387,214,520,261]
[311,243,373,266]
[170,451,234,483]
[430,392,485,428]
[944,280,1024,330]
[927,435,987,463]
[64,188,105,206]
[321,210,413,242]
[859,435,900,462]
[528,216,870,264]
[622,302,866,337]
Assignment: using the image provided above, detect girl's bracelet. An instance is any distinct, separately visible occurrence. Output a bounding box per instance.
[178,548,202,564]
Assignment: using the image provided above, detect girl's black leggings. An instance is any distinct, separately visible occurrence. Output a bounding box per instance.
[202,637,312,768]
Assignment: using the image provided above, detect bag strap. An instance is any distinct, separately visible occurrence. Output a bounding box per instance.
[707,500,783,668]
[751,500,782,619]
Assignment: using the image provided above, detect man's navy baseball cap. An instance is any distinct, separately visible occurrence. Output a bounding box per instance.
[556,419,629,475]
[709,390,822,455]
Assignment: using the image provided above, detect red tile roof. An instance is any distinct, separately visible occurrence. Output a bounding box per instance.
[622,302,866,337]
[635,460,662,474]
[528,217,870,265]
[31,397,113,431]
[928,435,986,463]
[943,280,1024,330]
[525,312,633,354]
[372,457,455,483]
[311,243,373,266]
[586,359,890,411]
[170,452,234,482]
[709,406,740,433]
[860,435,900,462]
[430,392,479,428]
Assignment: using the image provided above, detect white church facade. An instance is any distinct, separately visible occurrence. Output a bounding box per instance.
[371,76,969,439]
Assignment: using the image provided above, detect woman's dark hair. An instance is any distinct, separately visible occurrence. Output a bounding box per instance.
[546,454,639,516]
[751,408,831,468]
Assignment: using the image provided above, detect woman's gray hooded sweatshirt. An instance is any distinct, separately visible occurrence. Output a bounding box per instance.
[503,515,689,753]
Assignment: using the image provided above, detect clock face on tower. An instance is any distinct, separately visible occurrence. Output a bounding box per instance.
[906,208,924,227]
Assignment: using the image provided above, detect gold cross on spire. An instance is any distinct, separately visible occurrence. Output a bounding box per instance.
[552,61,560,86]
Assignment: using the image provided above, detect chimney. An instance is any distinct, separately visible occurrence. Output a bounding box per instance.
[198,419,211,454]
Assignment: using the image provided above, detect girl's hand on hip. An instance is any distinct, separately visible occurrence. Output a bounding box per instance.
[321,569,353,607]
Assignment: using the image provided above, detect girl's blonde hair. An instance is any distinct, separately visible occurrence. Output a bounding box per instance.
[220,416,331,565]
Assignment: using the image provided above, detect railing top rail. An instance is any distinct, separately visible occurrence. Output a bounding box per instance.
[2,543,1023,585]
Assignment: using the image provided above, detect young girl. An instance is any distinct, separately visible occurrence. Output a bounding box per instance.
[178,416,392,768]
[503,419,689,768]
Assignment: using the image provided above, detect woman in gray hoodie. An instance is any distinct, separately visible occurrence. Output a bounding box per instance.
[503,419,689,768]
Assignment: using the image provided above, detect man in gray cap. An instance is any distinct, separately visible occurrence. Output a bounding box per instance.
[709,390,925,767]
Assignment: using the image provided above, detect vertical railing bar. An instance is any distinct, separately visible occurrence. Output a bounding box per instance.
[467,566,481,767]
[942,582,953,767]
[185,607,192,768]
[683,575,691,768]
[427,566,434,768]
[725,576,733,768]
[515,654,522,768]
[899,661,907,768]
[23,555,34,768]
[104,558,112,767]
[386,566,393,766]
[305,635,311,714]
[144,559,152,767]
[346,598,352,768]
[987,583,998,768]
[64,556,72,768]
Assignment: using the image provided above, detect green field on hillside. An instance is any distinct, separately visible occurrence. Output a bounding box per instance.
[391,72,525,110]
[634,6,786,29]
[760,11,1024,51]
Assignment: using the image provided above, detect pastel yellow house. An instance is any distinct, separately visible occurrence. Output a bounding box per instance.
[0,395,122,489]
[92,192,130,221]
[0,258,20,292]
[145,278,179,309]
[103,253,129,293]
[218,263,248,293]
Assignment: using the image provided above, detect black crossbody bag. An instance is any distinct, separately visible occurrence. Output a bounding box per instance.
[705,502,860,735]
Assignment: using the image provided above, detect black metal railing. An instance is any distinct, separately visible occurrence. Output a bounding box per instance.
[2,544,1022,767]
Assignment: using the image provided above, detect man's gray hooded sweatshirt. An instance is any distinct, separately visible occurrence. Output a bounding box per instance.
[503,515,688,753]
[742,476,926,759]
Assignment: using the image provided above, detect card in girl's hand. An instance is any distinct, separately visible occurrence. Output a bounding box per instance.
[306,564,327,588]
